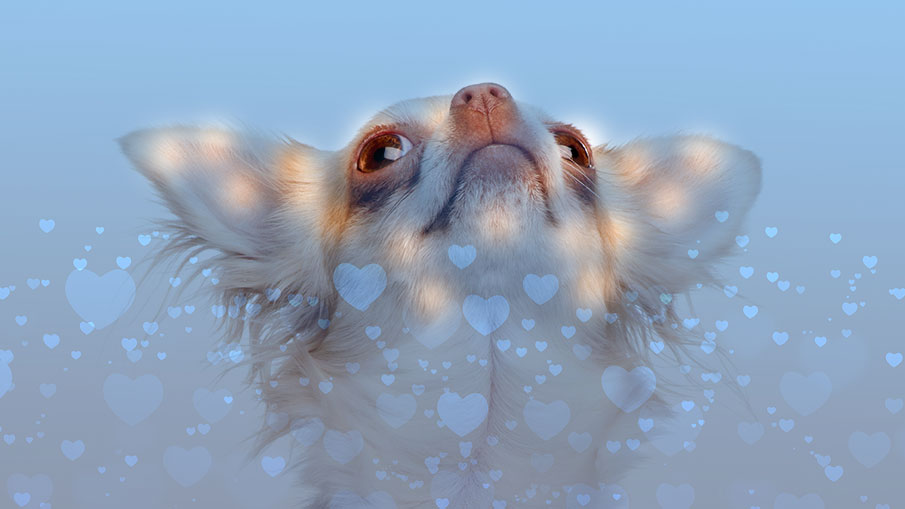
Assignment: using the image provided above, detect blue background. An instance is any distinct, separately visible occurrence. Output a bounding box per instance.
[1,1,903,507]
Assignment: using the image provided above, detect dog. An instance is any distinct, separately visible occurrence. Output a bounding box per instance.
[120,83,761,508]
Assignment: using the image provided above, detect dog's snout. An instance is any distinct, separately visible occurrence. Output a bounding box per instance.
[450,83,512,113]
[449,83,522,148]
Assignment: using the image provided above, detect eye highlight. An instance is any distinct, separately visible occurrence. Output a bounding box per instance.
[552,128,593,168]
[357,132,413,173]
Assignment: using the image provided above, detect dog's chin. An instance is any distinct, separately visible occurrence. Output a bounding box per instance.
[420,144,549,241]
[460,144,537,185]
[448,145,549,245]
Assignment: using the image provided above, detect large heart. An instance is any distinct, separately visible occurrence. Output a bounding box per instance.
[523,273,559,305]
[437,392,488,437]
[192,388,233,423]
[523,399,570,440]
[65,269,135,330]
[323,429,364,464]
[377,393,416,429]
[601,366,656,413]
[103,373,164,426]
[779,371,831,416]
[333,263,387,311]
[462,295,509,336]
[163,446,212,487]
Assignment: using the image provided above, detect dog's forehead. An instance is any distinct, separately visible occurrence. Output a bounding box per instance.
[365,94,555,133]
[367,95,452,130]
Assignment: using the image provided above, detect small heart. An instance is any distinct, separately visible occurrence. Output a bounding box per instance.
[862,255,878,269]
[39,219,55,233]
[772,331,789,346]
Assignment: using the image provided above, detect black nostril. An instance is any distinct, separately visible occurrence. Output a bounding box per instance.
[450,83,512,110]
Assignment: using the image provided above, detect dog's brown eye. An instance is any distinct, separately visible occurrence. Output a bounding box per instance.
[554,130,592,168]
[357,133,413,173]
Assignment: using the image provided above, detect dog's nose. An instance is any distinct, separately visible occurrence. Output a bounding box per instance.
[449,83,521,148]
[450,83,512,113]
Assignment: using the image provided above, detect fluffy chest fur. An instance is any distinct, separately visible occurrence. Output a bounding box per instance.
[296,261,633,507]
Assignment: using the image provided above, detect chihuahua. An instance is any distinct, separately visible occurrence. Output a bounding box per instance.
[121,83,760,508]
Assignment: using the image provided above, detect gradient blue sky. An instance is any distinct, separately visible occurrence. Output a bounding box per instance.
[1,1,903,507]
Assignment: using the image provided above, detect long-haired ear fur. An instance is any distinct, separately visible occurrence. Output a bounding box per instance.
[594,135,762,295]
[119,126,345,328]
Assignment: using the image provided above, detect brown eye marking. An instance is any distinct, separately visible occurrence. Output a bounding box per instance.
[550,125,594,169]
[357,131,414,173]
[549,124,598,206]
[350,128,421,212]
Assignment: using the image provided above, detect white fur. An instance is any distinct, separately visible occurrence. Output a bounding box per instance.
[121,88,761,508]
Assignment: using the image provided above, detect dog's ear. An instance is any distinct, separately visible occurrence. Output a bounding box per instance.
[595,135,762,293]
[119,126,343,298]
[120,127,284,257]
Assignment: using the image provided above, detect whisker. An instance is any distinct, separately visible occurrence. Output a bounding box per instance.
[563,166,599,199]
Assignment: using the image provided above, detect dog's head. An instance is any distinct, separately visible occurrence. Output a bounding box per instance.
[120,83,760,349]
